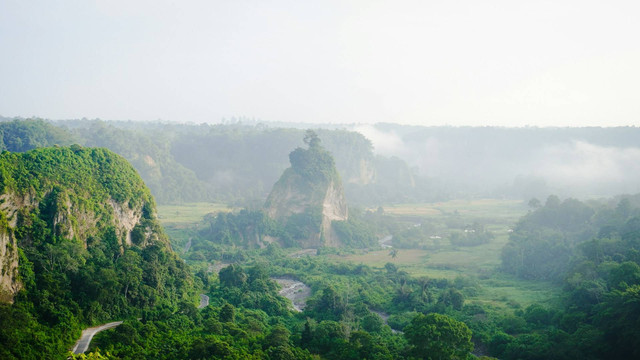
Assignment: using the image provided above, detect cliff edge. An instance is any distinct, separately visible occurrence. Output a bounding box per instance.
[0,145,169,302]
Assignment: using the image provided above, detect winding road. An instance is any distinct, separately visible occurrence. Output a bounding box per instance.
[72,321,123,354]
[73,293,210,354]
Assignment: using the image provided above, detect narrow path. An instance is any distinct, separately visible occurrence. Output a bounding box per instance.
[72,321,123,354]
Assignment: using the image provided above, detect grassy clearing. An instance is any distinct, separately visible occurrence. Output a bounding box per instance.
[336,198,560,312]
[476,274,560,310]
[157,202,232,225]
[157,202,232,251]
[334,235,507,279]
[382,198,526,224]
[334,241,560,311]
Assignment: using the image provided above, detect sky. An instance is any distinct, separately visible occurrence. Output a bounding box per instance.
[1,0,639,127]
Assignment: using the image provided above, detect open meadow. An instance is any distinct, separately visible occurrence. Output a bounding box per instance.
[157,202,234,251]
[157,202,233,226]
[337,199,561,311]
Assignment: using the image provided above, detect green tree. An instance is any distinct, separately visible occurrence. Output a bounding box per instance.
[438,288,465,310]
[528,198,542,209]
[219,303,236,323]
[264,324,291,349]
[118,250,142,300]
[303,129,321,148]
[404,313,473,360]
[218,264,247,288]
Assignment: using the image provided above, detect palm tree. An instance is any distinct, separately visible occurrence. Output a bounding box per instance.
[389,248,398,259]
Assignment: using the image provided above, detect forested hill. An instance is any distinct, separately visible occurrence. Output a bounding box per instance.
[0,118,422,205]
[3,117,638,205]
[494,194,640,359]
[0,146,195,359]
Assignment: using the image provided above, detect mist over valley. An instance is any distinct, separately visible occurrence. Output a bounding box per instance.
[2,1,640,358]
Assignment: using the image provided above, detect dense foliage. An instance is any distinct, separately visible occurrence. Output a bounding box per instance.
[0,118,75,152]
[176,193,640,360]
[502,195,635,281]
[187,206,379,258]
[1,120,639,359]
[92,246,486,359]
[0,117,430,205]
[493,195,640,359]
[0,147,195,359]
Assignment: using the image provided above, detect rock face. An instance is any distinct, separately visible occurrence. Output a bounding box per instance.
[0,192,149,302]
[0,146,161,302]
[265,131,348,248]
[345,158,376,186]
[0,228,19,303]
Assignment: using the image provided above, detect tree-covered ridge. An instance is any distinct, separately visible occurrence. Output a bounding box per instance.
[502,195,640,281]
[493,195,640,359]
[0,146,153,208]
[0,146,196,359]
[0,118,430,205]
[70,121,206,204]
[0,118,76,152]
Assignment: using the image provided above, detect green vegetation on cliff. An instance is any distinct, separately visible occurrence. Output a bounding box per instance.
[264,131,349,248]
[0,146,152,207]
[0,146,195,359]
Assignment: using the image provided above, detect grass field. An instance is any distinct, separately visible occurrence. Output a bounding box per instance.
[337,199,560,310]
[157,202,233,251]
[157,202,233,226]
[382,198,526,223]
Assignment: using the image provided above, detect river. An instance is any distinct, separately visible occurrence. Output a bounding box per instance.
[272,277,311,312]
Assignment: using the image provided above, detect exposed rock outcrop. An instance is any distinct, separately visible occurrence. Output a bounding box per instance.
[264,131,348,248]
[345,158,376,185]
[0,191,152,302]
[0,228,20,303]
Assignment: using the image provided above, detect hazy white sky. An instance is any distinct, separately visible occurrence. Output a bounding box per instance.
[1,0,639,126]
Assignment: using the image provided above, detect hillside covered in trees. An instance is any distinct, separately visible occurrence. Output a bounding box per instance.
[3,117,639,206]
[0,117,639,359]
[0,147,195,358]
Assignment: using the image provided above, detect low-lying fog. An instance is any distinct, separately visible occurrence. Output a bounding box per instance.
[355,124,640,199]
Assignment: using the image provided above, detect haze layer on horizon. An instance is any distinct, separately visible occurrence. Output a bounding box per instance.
[1,0,639,127]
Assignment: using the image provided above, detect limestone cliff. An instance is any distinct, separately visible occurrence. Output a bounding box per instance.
[264,131,348,248]
[0,225,19,302]
[0,146,164,302]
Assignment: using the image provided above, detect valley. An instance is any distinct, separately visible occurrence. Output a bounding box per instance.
[0,120,637,360]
